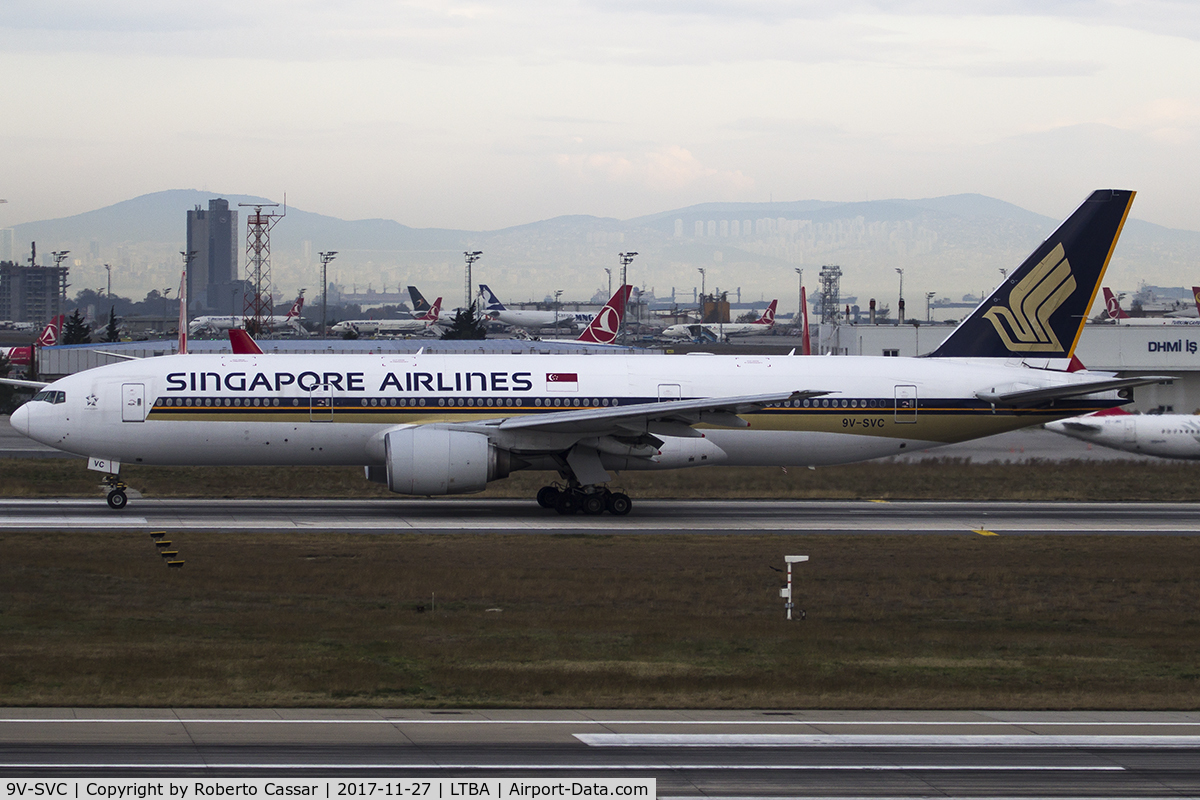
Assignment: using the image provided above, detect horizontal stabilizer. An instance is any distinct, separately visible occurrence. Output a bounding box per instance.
[976,376,1171,407]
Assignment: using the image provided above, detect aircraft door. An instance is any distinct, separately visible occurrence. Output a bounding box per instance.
[310,383,333,422]
[894,384,917,423]
[658,384,682,402]
[1123,418,1136,444]
[121,383,145,422]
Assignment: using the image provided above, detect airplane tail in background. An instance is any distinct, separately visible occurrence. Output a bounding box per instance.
[757,300,778,325]
[228,328,264,355]
[930,189,1135,359]
[1103,287,1130,319]
[408,286,431,313]
[576,285,632,345]
[800,288,811,355]
[36,314,65,348]
[286,293,305,319]
[422,297,443,323]
[479,284,506,312]
[1192,286,1200,317]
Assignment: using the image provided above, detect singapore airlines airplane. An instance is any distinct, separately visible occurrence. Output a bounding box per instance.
[1045,408,1200,459]
[661,301,778,340]
[7,190,1165,515]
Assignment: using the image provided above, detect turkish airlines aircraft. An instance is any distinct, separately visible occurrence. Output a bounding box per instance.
[1102,286,1200,325]
[1045,408,1200,459]
[2,315,64,368]
[331,299,444,337]
[661,301,777,340]
[479,285,593,330]
[189,294,307,336]
[7,190,1166,515]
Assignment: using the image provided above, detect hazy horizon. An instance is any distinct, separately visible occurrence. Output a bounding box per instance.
[4,2,1200,235]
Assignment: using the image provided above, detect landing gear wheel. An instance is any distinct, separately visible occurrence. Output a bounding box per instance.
[536,486,561,509]
[606,492,632,516]
[555,492,580,515]
[106,490,128,510]
[581,493,606,515]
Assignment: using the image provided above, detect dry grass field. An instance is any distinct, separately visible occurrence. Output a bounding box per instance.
[1,531,1198,709]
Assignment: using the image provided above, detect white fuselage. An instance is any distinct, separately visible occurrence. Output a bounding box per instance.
[1045,413,1200,459]
[190,315,303,334]
[661,322,772,339]
[487,309,592,329]
[11,353,1123,477]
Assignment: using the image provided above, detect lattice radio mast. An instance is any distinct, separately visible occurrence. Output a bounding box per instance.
[818,264,842,325]
[239,200,286,334]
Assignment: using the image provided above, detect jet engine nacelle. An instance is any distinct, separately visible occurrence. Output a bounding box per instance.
[382,427,513,495]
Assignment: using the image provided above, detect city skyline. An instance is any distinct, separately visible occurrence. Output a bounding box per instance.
[3,2,1200,234]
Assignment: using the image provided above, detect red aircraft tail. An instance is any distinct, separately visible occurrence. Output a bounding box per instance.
[36,314,65,348]
[1102,287,1129,320]
[577,285,632,345]
[228,328,264,355]
[422,297,443,322]
[285,293,305,319]
[757,299,778,325]
[800,288,811,355]
[1192,286,1200,317]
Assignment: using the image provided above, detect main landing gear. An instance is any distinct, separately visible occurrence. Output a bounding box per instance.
[103,474,128,510]
[536,484,632,516]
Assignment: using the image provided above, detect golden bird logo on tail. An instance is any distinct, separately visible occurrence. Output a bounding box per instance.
[983,243,1075,353]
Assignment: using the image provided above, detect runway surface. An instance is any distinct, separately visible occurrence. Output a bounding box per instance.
[3,497,1200,535]
[1,710,1198,797]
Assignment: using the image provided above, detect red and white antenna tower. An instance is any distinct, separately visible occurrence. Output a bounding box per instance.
[239,199,286,334]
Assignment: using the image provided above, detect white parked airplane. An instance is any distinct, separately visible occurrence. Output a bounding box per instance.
[331,298,444,337]
[1045,409,1200,459]
[479,285,591,330]
[7,190,1166,516]
[661,301,777,340]
[189,294,307,336]
[2,315,63,368]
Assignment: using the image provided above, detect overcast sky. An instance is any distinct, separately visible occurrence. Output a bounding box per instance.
[4,1,1200,231]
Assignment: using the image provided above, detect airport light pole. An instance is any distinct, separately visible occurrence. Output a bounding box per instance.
[895,268,904,325]
[604,268,612,300]
[104,264,112,299]
[619,251,637,341]
[319,251,338,336]
[162,287,172,331]
[925,291,935,323]
[464,251,483,314]
[554,289,562,330]
[697,268,706,317]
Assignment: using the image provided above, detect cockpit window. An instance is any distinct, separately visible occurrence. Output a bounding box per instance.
[31,390,65,404]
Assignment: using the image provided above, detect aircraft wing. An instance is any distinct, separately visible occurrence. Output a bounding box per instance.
[488,389,829,435]
[976,376,1173,407]
[0,377,50,389]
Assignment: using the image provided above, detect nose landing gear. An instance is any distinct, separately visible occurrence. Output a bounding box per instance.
[103,474,128,510]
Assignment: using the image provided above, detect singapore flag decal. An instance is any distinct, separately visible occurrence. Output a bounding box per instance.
[546,372,579,392]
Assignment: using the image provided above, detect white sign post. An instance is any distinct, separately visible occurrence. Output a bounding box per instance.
[781,555,809,620]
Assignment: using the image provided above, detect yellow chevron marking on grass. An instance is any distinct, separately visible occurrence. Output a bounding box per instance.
[972,529,999,537]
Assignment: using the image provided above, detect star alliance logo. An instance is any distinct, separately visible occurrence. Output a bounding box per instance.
[85,393,99,408]
[984,243,1075,353]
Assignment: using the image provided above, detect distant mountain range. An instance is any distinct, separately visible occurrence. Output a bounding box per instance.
[7,189,1199,311]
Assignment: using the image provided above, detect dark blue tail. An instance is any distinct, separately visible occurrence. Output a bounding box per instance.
[407,286,431,313]
[930,189,1135,359]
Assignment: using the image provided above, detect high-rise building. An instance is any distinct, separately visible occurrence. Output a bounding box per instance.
[0,248,69,324]
[186,199,239,313]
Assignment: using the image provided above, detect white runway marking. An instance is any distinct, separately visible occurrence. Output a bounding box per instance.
[575,733,1200,748]
[3,717,1200,726]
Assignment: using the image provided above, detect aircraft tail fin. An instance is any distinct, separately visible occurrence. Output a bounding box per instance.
[228,328,264,355]
[479,284,505,311]
[577,285,632,345]
[422,297,443,323]
[1192,286,1200,317]
[408,286,431,313]
[286,292,305,319]
[36,314,65,348]
[929,189,1135,359]
[758,299,777,325]
[800,288,811,355]
[1103,287,1130,319]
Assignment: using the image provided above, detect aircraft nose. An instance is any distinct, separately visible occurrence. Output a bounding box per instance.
[10,403,30,436]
